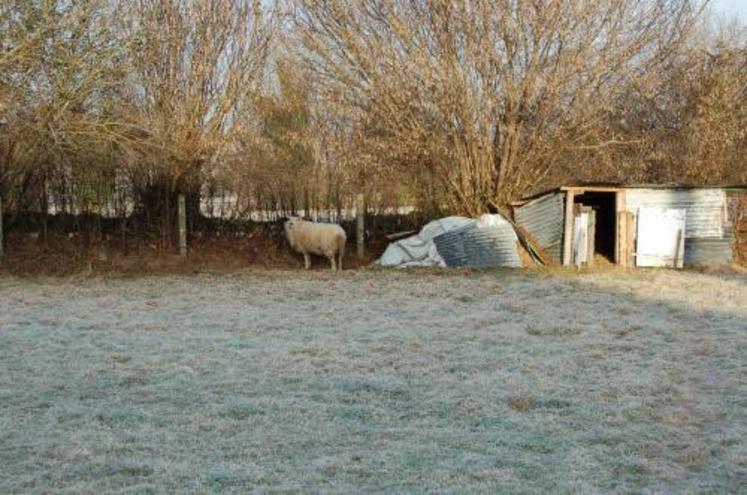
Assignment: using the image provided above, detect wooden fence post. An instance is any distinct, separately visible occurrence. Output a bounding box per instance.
[587,209,596,267]
[356,193,365,260]
[562,191,575,266]
[0,195,4,262]
[178,194,187,257]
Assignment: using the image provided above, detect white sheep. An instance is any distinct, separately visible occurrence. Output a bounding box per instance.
[284,217,347,271]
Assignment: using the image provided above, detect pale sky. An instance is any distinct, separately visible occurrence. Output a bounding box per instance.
[712,0,747,20]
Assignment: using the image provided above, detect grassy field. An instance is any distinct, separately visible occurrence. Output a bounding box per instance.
[1,268,746,493]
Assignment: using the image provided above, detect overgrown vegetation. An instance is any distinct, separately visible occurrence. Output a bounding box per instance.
[0,1,745,251]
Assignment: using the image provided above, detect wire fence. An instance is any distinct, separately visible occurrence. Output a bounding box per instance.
[0,169,422,246]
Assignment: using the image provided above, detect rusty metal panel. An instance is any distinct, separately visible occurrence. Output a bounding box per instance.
[513,192,565,262]
[433,224,522,268]
[625,189,725,238]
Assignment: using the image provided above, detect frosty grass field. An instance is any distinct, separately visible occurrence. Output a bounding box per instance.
[1,268,746,493]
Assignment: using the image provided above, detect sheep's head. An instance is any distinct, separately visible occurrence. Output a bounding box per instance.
[283,216,301,238]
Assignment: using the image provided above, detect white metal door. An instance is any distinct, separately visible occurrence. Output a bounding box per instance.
[636,207,686,268]
[573,212,589,267]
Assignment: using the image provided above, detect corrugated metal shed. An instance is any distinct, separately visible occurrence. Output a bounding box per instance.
[513,192,565,262]
[433,224,522,268]
[512,185,744,267]
[625,189,726,238]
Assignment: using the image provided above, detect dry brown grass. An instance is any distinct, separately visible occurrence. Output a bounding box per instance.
[0,231,377,277]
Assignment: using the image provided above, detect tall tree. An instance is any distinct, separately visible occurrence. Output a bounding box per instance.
[292,0,700,214]
[121,0,274,240]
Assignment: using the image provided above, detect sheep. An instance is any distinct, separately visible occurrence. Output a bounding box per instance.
[284,217,347,271]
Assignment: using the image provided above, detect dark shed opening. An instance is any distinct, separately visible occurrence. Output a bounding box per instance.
[574,192,617,262]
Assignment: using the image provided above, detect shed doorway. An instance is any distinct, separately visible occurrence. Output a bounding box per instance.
[573,192,617,262]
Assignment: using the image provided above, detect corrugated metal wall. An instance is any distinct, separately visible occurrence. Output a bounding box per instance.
[625,189,725,238]
[684,238,733,265]
[626,188,735,265]
[513,192,565,262]
[433,224,522,268]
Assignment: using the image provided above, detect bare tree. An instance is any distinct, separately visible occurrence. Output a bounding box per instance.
[675,44,746,184]
[119,0,274,240]
[0,0,133,243]
[609,14,747,186]
[291,0,701,214]
[3,0,743,255]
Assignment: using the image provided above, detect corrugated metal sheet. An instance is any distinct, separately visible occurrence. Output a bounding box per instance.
[433,224,522,268]
[513,192,565,262]
[433,225,470,267]
[684,238,733,265]
[625,189,726,238]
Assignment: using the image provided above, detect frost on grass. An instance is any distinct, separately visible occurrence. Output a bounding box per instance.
[0,269,746,492]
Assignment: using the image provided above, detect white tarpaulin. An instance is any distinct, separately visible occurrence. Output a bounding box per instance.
[474,213,511,229]
[636,207,686,268]
[376,216,475,267]
[376,214,515,268]
[376,217,475,267]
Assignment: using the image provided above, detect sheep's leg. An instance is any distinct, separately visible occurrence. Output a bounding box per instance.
[330,256,337,272]
[303,253,311,269]
[338,249,344,271]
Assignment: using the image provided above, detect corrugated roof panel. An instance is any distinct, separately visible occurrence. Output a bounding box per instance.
[513,192,565,262]
[625,189,726,238]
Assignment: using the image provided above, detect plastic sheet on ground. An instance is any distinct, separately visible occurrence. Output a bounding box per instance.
[376,216,475,267]
[376,213,522,268]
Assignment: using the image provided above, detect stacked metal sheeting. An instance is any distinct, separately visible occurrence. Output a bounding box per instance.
[683,190,743,265]
[626,188,732,265]
[433,223,522,268]
[513,192,565,263]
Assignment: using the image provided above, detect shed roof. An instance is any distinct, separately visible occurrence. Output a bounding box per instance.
[562,182,747,191]
[512,183,747,205]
